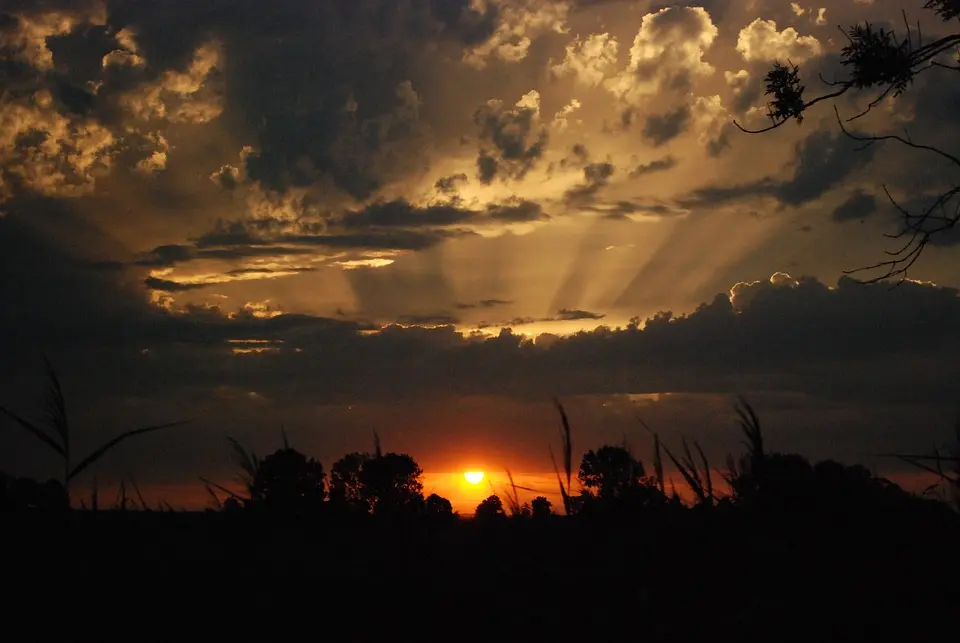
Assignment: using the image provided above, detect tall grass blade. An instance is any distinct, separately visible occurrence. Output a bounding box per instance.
[552,398,572,495]
[199,476,246,501]
[203,479,224,510]
[129,476,149,511]
[0,406,65,456]
[41,356,69,459]
[373,430,382,458]
[695,441,714,504]
[281,424,290,450]
[734,396,763,458]
[68,420,188,481]
[660,440,707,504]
[504,469,521,516]
[115,479,128,510]
[549,445,571,515]
[227,436,258,485]
[653,433,665,494]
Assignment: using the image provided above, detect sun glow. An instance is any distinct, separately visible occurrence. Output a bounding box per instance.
[463,471,485,485]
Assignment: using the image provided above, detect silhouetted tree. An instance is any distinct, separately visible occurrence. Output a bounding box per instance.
[360,452,424,516]
[423,493,456,520]
[329,451,371,513]
[530,496,552,519]
[329,451,425,516]
[0,473,68,512]
[578,445,646,499]
[739,1,960,281]
[474,494,506,522]
[250,447,326,515]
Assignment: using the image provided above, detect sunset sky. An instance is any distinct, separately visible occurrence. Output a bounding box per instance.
[1,0,959,511]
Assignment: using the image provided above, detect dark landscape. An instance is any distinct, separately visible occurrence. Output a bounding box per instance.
[5,392,960,641]
[3,0,960,640]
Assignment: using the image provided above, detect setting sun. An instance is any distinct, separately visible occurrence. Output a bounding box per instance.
[463,471,485,485]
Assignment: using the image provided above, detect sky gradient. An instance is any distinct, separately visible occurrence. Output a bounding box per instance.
[1,0,958,511]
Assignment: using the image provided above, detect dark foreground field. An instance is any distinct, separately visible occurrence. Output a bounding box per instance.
[7,508,958,642]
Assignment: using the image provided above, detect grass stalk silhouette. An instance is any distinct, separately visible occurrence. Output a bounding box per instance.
[635,412,716,506]
[878,419,960,510]
[0,357,187,502]
[549,397,574,514]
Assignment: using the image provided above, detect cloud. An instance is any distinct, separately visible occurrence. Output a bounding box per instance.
[630,156,678,178]
[9,258,960,411]
[556,308,605,321]
[435,173,469,194]
[486,198,549,222]
[473,90,548,184]
[642,106,691,146]
[736,18,822,63]
[603,6,718,105]
[550,32,618,86]
[564,161,615,206]
[462,0,571,69]
[832,191,877,222]
[457,299,513,310]
[396,313,461,327]
[342,200,476,229]
[585,199,689,220]
[681,129,879,209]
[144,276,207,293]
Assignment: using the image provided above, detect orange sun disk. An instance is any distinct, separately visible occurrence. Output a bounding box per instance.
[463,471,485,485]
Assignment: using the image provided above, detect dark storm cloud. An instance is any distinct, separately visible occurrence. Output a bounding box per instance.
[342,200,476,228]
[564,162,615,206]
[193,220,465,252]
[642,106,691,147]
[456,299,513,310]
[681,130,879,209]
[8,266,960,409]
[832,191,877,222]
[0,0,510,207]
[144,276,206,293]
[434,173,469,194]
[186,196,546,258]
[487,199,548,222]
[630,156,677,178]
[135,244,196,267]
[556,309,606,321]
[101,0,500,200]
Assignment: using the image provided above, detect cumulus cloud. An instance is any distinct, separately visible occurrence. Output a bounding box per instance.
[473,90,548,184]
[463,0,571,69]
[117,41,223,125]
[550,32,618,86]
[0,4,229,204]
[603,6,718,105]
[691,95,734,156]
[736,18,822,63]
[0,3,106,71]
[0,89,116,201]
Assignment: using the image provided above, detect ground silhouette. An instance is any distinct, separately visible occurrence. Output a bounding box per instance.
[3,398,958,640]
